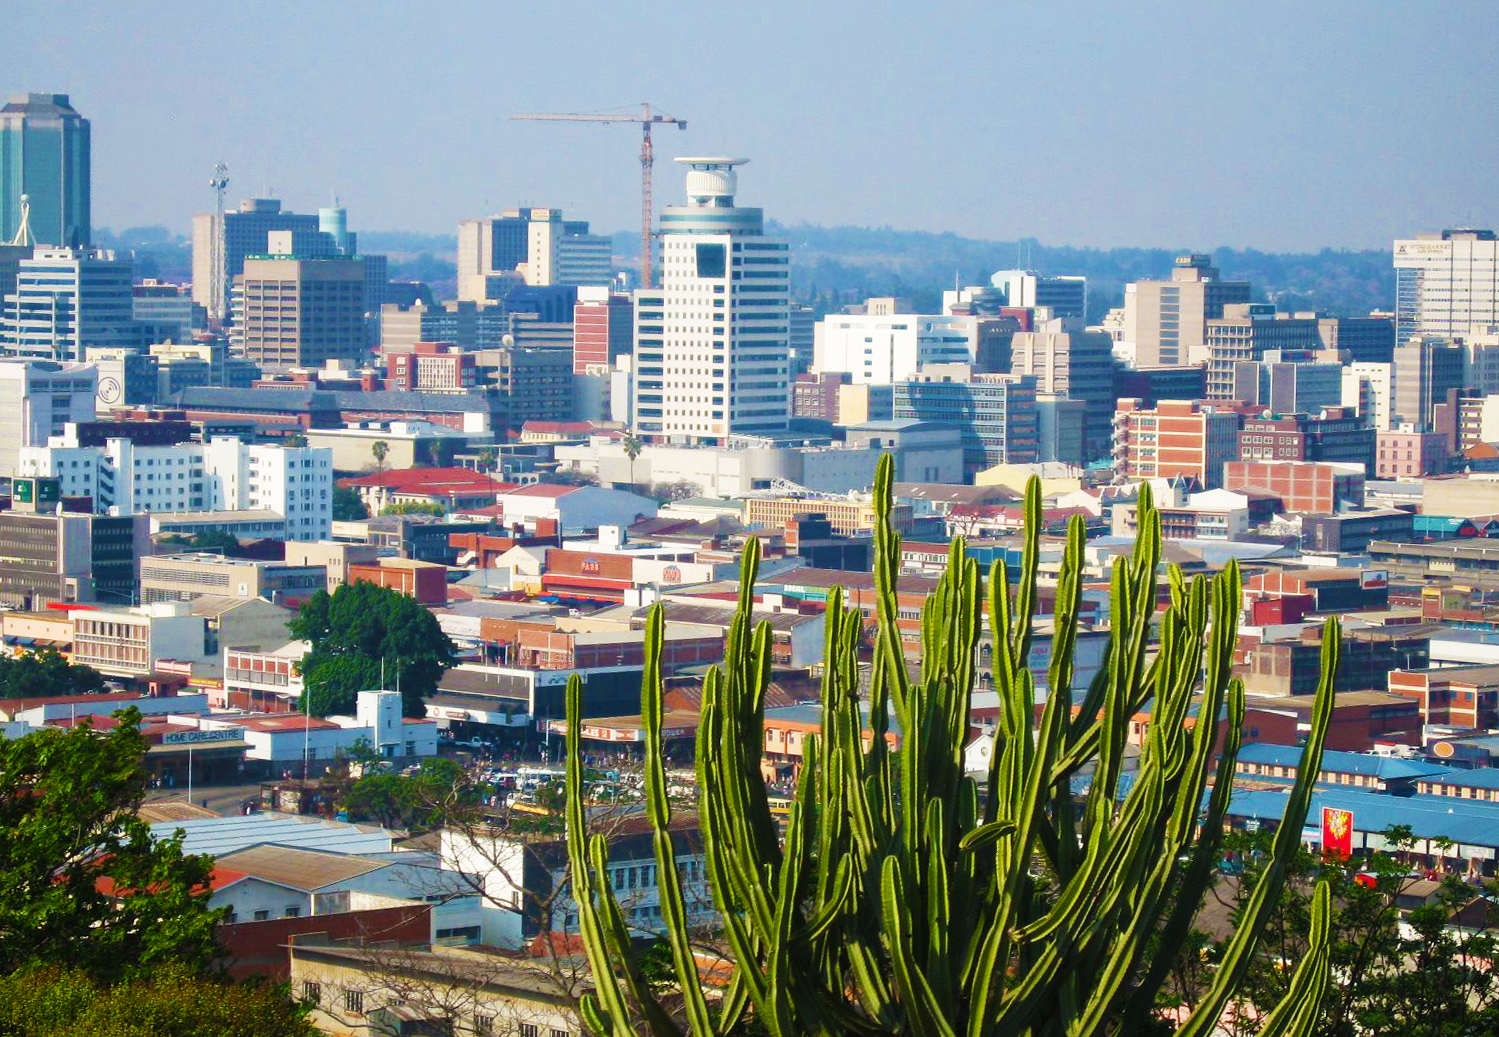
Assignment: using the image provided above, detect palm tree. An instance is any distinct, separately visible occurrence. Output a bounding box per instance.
[621,431,643,489]
[371,439,389,473]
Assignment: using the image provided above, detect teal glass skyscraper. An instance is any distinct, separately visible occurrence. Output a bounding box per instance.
[1,94,91,248]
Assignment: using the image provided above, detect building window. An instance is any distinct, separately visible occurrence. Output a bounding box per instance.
[474,1015,494,1035]
[344,990,364,1014]
[521,1026,539,1037]
[253,909,270,921]
[301,981,320,1005]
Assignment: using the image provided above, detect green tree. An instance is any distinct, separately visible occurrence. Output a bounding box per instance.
[332,486,370,521]
[563,455,1340,1037]
[1220,827,1499,1037]
[344,757,475,830]
[290,581,457,718]
[371,439,390,472]
[0,648,107,698]
[381,500,446,517]
[285,432,309,448]
[0,710,222,981]
[0,963,315,1037]
[477,447,499,474]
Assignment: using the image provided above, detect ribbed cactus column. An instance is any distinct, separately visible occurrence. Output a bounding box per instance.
[564,454,1337,1037]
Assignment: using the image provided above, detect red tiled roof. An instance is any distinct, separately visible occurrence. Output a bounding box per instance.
[338,467,515,493]
[98,866,247,899]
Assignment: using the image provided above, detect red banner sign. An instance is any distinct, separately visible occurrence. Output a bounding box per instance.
[1322,806,1354,859]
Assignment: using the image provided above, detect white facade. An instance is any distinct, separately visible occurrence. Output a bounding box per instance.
[492,485,658,534]
[813,313,977,383]
[1341,362,1394,432]
[69,602,209,677]
[555,438,886,498]
[18,434,333,540]
[1394,231,1499,344]
[0,359,95,476]
[634,157,791,441]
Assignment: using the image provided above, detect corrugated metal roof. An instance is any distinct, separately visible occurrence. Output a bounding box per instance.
[215,844,388,891]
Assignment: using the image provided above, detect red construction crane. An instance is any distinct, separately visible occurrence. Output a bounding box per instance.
[510,103,687,289]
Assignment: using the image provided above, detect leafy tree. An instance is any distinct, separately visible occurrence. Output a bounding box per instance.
[0,648,108,699]
[0,709,222,981]
[344,757,475,830]
[477,447,499,474]
[0,963,315,1037]
[284,432,309,448]
[290,581,457,718]
[332,486,369,521]
[650,479,701,504]
[381,500,445,517]
[1217,826,1499,1037]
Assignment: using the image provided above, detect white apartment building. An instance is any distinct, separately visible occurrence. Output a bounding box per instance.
[0,359,95,476]
[17,433,333,540]
[814,313,976,383]
[1341,362,1394,432]
[1395,230,1499,344]
[991,270,1087,319]
[634,157,791,442]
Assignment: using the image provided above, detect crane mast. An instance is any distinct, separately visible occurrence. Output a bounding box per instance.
[510,103,687,289]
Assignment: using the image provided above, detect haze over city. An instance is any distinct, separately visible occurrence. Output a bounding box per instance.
[9,0,1499,251]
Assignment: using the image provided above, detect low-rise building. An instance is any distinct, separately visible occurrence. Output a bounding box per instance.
[1222,459,1365,514]
[348,558,449,605]
[139,553,327,605]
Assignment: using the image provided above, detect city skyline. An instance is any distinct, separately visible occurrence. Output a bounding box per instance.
[7,0,1499,252]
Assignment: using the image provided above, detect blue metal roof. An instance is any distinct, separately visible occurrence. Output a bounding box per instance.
[1227,786,1499,848]
[1238,743,1448,781]
[1422,768,1499,790]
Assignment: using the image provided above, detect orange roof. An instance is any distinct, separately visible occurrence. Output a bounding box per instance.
[98,865,247,899]
[338,467,515,494]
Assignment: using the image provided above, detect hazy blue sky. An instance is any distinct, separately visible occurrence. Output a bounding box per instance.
[9,0,1497,251]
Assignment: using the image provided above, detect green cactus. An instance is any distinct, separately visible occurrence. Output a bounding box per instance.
[563,454,1337,1036]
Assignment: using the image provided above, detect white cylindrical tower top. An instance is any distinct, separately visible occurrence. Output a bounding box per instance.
[676,156,750,207]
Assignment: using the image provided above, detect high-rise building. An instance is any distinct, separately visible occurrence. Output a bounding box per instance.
[1237,410,1374,471]
[1125,255,1252,367]
[0,506,148,609]
[192,199,322,320]
[232,255,367,370]
[1203,305,1320,401]
[1394,230,1499,344]
[1392,336,1464,431]
[457,208,612,302]
[789,303,816,376]
[634,158,791,442]
[1008,317,1116,461]
[1229,350,1344,415]
[572,287,633,375]
[814,312,978,383]
[893,367,1038,473]
[0,93,91,248]
[1341,362,1394,432]
[1316,315,1395,365]
[1,247,138,361]
[482,345,572,430]
[991,270,1087,320]
[0,359,96,476]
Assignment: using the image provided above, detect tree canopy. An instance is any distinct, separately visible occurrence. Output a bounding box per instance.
[289,581,457,718]
[332,486,370,521]
[0,709,222,981]
[0,648,107,700]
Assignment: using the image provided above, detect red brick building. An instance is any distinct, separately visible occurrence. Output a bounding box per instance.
[792,371,851,421]
[572,289,633,375]
[1113,399,1245,488]
[1222,459,1365,514]
[385,341,478,393]
[349,558,449,605]
[1388,664,1499,730]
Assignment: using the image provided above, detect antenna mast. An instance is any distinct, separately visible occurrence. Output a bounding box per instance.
[208,163,230,322]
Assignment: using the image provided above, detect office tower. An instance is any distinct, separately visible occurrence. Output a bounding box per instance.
[87,348,160,408]
[1229,350,1343,414]
[132,281,202,343]
[1125,255,1252,367]
[0,359,96,476]
[1316,315,1395,365]
[1237,410,1374,471]
[991,270,1087,320]
[1,247,137,361]
[1203,305,1320,400]
[1113,399,1243,488]
[0,94,90,248]
[634,158,791,442]
[232,255,366,370]
[189,197,387,321]
[0,505,148,609]
[814,312,977,383]
[1008,317,1116,461]
[573,287,633,375]
[385,342,478,393]
[1394,230,1499,344]
[483,345,572,429]
[457,208,612,302]
[1392,336,1464,431]
[1037,394,1087,466]
[789,303,815,376]
[893,369,1038,473]
[1340,362,1394,432]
